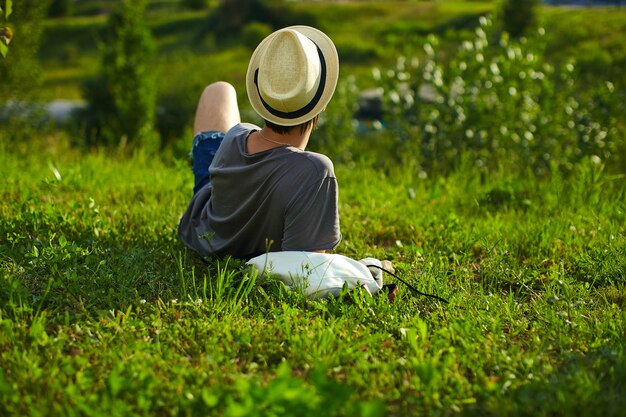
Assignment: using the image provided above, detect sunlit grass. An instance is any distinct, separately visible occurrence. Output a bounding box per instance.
[1,136,624,416]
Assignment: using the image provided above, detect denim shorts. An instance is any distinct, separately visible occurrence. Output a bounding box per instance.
[191,130,225,194]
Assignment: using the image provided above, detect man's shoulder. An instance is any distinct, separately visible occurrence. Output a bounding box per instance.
[225,122,260,140]
[289,150,335,179]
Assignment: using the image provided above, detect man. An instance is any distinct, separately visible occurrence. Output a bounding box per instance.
[178,26,341,259]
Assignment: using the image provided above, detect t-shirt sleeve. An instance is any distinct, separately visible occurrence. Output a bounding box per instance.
[282,176,341,252]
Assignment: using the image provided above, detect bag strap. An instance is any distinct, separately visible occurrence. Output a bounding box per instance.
[366,265,449,304]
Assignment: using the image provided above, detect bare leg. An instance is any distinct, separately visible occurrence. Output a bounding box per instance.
[193,81,241,134]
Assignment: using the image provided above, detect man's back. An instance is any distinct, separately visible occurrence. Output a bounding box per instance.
[178,123,341,259]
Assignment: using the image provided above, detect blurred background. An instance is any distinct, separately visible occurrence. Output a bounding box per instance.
[1,0,624,176]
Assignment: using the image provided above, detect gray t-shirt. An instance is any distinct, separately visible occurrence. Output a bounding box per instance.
[178,123,341,259]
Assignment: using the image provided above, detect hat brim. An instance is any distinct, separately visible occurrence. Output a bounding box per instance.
[246,26,339,127]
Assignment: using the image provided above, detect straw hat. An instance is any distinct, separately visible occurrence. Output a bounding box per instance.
[246,26,339,127]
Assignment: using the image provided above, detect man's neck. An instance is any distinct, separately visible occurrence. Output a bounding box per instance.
[262,127,311,150]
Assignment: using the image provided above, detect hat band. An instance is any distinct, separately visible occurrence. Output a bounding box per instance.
[254,43,327,121]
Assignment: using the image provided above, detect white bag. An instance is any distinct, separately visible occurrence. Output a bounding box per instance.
[246,252,383,299]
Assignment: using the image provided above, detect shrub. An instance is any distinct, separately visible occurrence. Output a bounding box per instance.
[81,0,158,151]
[0,0,49,101]
[241,21,272,49]
[154,50,206,149]
[0,0,51,144]
[208,0,317,42]
[47,0,73,18]
[499,0,540,38]
[372,17,621,175]
[310,76,360,163]
[182,0,209,11]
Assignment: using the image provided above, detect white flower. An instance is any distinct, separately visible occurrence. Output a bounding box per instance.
[404,93,414,107]
[396,56,406,71]
[490,62,500,75]
[605,81,615,92]
[397,71,410,81]
[424,43,435,57]
[507,48,516,60]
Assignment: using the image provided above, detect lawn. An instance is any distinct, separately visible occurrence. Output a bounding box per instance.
[1,136,624,416]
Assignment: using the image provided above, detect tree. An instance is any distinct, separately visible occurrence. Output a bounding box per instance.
[0,0,49,97]
[0,0,13,57]
[82,0,158,150]
[182,0,208,10]
[499,0,541,38]
[209,0,316,40]
[47,0,73,18]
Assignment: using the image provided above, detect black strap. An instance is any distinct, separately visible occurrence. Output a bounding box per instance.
[367,264,449,304]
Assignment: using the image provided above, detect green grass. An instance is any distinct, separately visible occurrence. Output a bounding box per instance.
[1,136,624,416]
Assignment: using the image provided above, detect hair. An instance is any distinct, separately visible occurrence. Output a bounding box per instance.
[264,115,319,135]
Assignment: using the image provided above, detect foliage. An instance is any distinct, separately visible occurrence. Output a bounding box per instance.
[241,21,273,49]
[0,0,52,147]
[542,7,626,90]
[0,0,48,97]
[0,0,12,57]
[208,0,316,41]
[47,0,72,18]
[499,0,540,38]
[182,0,209,11]
[373,16,622,175]
[81,0,158,150]
[310,75,360,163]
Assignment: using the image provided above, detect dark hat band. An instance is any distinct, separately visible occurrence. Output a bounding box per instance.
[253,43,327,121]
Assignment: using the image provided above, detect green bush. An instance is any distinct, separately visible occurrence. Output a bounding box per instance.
[310,75,360,163]
[208,0,317,42]
[372,17,622,175]
[154,50,206,149]
[182,0,209,11]
[241,21,272,49]
[0,0,51,144]
[81,0,158,151]
[499,0,540,38]
[47,0,73,18]
[0,0,49,101]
